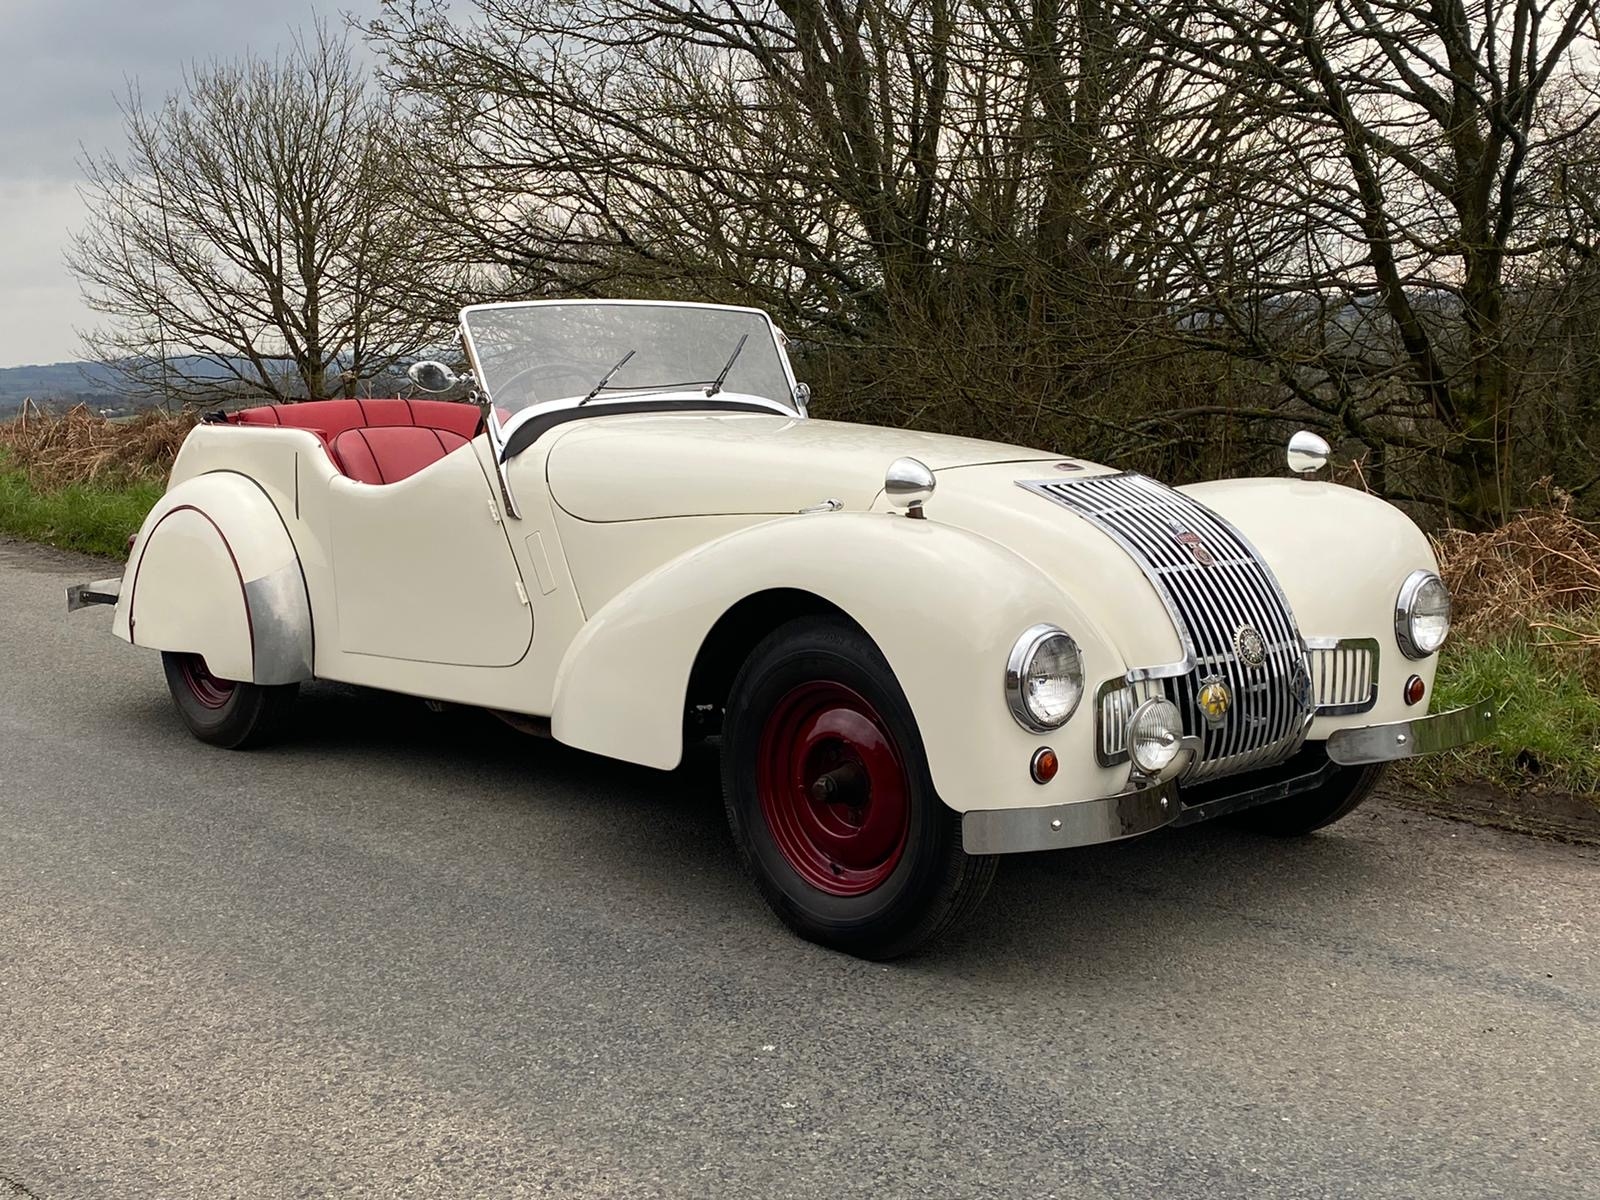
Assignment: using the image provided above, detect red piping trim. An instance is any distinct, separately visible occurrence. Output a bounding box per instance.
[128,504,255,675]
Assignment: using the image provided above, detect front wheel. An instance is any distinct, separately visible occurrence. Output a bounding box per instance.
[161,652,298,749]
[721,616,997,959]
[1229,761,1389,836]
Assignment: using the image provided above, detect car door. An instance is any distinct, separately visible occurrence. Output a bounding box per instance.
[327,442,534,667]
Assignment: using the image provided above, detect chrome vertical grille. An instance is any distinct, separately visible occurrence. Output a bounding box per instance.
[1307,638,1378,715]
[1025,473,1313,781]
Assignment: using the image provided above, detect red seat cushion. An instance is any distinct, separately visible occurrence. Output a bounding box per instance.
[329,426,470,485]
[227,398,482,483]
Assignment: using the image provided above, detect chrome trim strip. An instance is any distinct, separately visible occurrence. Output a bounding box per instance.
[1324,697,1500,765]
[961,778,1180,855]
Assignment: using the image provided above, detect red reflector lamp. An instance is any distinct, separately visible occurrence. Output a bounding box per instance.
[1030,747,1059,784]
[1404,674,1425,706]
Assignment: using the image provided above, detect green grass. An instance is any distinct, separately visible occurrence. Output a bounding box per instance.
[0,463,161,559]
[1414,620,1600,795]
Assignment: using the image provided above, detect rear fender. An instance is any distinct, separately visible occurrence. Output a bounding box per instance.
[118,471,312,685]
[550,512,1131,812]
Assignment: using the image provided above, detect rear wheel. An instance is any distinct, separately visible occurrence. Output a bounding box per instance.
[1229,761,1389,836]
[161,651,298,749]
[721,616,997,959]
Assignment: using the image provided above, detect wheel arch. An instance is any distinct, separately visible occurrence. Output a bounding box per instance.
[117,471,313,685]
[684,588,863,719]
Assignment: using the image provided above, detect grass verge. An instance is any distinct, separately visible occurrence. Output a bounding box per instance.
[1405,615,1600,799]
[0,460,160,559]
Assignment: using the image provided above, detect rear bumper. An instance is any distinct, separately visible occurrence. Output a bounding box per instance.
[65,577,122,611]
[1324,697,1499,765]
[963,696,1501,855]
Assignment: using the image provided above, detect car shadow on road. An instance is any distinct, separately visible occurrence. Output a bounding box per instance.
[241,682,1405,977]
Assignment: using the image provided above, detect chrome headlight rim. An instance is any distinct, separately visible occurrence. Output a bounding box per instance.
[1395,569,1451,660]
[1005,623,1085,733]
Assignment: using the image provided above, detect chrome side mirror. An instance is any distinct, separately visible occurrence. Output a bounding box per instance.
[408,360,459,393]
[793,381,811,417]
[885,456,935,519]
[1287,430,1330,476]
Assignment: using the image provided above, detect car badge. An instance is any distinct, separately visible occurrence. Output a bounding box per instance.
[1197,677,1232,726]
[1173,529,1215,568]
[1234,625,1267,668]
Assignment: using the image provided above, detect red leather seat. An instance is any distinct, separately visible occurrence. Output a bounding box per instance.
[227,398,481,484]
[328,426,472,485]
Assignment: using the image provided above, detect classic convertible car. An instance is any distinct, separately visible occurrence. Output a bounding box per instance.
[69,299,1497,957]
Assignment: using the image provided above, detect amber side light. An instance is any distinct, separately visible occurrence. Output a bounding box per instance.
[1404,675,1426,706]
[1030,747,1059,784]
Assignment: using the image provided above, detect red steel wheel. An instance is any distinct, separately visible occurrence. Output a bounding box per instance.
[756,681,910,897]
[160,650,298,750]
[722,615,998,959]
[175,653,237,710]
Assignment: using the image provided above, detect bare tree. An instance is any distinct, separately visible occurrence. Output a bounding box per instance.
[69,24,464,406]
[370,0,1600,522]
[1121,0,1600,522]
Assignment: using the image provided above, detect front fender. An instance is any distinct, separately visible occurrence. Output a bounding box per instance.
[550,512,1133,812]
[118,471,312,685]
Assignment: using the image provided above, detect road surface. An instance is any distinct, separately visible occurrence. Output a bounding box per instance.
[2,538,1596,1198]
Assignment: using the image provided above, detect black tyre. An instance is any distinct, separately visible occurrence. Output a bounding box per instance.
[161,651,298,749]
[721,616,997,959]
[1229,761,1389,836]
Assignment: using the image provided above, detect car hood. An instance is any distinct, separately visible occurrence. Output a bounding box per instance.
[544,412,1074,521]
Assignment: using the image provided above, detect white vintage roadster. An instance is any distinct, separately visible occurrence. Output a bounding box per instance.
[69,300,1497,957]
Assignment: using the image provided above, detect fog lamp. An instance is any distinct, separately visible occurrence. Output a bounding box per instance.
[1128,698,1184,777]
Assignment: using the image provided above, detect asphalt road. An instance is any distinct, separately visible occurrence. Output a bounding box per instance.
[2,538,1597,1199]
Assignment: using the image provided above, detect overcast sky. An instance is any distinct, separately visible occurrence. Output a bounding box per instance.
[0,0,373,367]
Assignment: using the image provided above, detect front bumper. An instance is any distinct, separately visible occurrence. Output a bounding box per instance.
[1324,697,1498,765]
[962,696,1501,855]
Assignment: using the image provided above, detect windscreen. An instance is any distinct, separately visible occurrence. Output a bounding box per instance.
[462,302,795,415]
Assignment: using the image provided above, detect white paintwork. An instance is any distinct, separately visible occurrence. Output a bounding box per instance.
[119,469,312,685]
[104,303,1458,822]
[545,412,1060,521]
[328,443,532,666]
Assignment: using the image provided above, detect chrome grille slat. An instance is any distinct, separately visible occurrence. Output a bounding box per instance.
[1025,473,1313,781]
[1306,639,1378,715]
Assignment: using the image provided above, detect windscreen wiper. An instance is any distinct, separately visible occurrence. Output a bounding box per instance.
[705,335,749,397]
[580,349,636,405]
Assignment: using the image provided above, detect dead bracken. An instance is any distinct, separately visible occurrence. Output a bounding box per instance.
[0,401,195,489]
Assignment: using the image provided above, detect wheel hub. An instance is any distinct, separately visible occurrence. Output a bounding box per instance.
[756,681,911,897]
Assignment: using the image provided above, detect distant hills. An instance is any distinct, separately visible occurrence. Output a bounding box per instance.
[0,360,131,414]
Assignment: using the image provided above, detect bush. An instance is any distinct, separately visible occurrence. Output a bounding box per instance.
[1420,499,1600,798]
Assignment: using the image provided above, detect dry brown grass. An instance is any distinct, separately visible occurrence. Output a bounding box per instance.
[1432,489,1600,654]
[0,401,196,489]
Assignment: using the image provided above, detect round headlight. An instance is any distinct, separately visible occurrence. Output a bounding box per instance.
[1127,698,1184,776]
[1396,569,1451,659]
[1005,625,1084,732]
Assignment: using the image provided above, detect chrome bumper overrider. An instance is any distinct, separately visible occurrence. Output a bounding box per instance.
[963,696,1500,855]
[1324,697,1499,766]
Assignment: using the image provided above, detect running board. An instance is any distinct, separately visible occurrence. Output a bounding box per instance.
[65,578,122,612]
